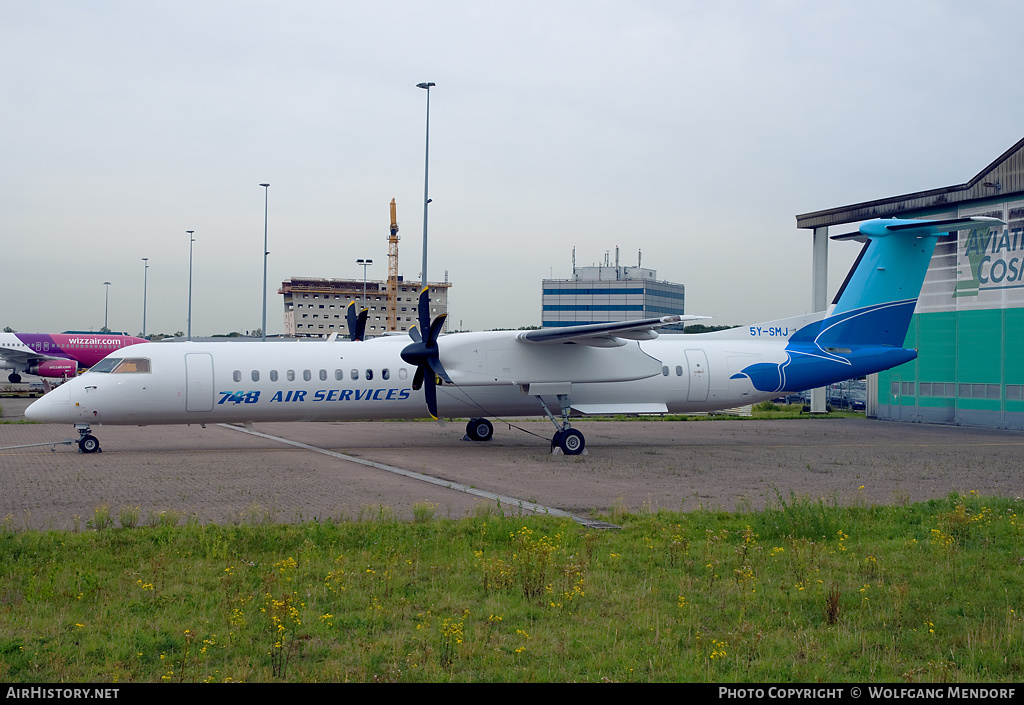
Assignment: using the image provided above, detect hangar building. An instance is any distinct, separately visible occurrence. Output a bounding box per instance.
[796,137,1024,430]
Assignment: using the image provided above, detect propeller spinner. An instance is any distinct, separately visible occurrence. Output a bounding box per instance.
[400,287,451,421]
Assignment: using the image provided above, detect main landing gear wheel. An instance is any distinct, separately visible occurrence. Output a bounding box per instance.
[8,372,21,384]
[552,428,585,455]
[465,417,493,442]
[78,435,101,454]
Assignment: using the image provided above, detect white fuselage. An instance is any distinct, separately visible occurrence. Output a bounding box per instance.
[27,332,793,427]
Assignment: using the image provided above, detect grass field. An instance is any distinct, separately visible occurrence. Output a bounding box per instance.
[1,490,1022,683]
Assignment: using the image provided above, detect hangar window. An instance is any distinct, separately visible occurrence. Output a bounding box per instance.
[1007,385,1022,401]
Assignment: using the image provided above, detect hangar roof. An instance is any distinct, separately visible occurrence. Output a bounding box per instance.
[796,137,1024,230]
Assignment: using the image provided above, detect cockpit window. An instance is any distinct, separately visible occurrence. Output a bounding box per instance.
[112,358,151,373]
[88,358,123,373]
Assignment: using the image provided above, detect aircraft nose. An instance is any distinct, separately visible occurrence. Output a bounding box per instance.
[25,383,73,423]
[25,397,49,422]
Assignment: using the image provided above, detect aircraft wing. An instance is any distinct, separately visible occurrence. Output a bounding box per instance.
[515,315,709,348]
[0,343,46,366]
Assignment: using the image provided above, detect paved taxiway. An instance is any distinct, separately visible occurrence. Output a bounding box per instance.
[2,397,1022,530]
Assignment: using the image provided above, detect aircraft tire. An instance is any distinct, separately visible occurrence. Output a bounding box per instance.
[558,429,585,456]
[466,417,493,442]
[78,435,101,454]
[8,373,21,384]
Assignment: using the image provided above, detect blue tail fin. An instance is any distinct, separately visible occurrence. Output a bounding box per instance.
[734,216,1002,393]
[812,217,1003,348]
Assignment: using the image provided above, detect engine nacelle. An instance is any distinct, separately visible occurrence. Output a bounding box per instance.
[28,359,79,379]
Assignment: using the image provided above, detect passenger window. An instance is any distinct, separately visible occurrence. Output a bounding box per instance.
[366,369,373,380]
[251,370,260,382]
[233,370,242,383]
[676,366,683,376]
[662,366,669,376]
[335,369,343,381]
[399,368,408,381]
[287,370,295,381]
[270,370,278,382]
[319,369,327,381]
[382,369,390,380]
[303,370,312,381]
[351,369,359,380]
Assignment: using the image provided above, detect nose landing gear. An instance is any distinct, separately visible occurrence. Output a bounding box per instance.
[75,425,101,453]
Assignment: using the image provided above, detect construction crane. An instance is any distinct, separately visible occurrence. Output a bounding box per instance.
[386,198,400,332]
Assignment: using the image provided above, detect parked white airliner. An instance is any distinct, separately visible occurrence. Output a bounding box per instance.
[26,217,1001,454]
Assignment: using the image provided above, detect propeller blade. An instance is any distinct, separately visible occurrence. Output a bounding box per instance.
[412,365,424,391]
[427,355,451,384]
[408,325,422,344]
[417,286,431,334]
[355,309,367,341]
[427,313,447,346]
[424,374,438,419]
[345,302,367,341]
[423,374,445,426]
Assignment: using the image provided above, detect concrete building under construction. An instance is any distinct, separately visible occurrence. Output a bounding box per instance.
[279,277,451,338]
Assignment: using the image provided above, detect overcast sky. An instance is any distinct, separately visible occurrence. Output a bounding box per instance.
[2,1,1021,336]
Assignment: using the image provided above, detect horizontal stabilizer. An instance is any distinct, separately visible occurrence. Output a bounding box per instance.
[832,215,1003,242]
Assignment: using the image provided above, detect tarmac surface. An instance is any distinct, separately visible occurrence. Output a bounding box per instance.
[2,396,1023,530]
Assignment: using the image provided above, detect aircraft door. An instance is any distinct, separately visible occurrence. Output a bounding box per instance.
[685,349,710,402]
[185,353,214,412]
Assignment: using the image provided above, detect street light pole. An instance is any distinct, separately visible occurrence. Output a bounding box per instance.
[187,230,195,340]
[141,258,149,338]
[260,183,270,341]
[103,281,111,332]
[417,82,435,291]
[356,258,373,310]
